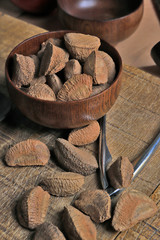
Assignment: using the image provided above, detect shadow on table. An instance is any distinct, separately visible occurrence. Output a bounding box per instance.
[140,65,160,78]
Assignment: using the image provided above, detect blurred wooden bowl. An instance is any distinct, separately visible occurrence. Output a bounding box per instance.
[151,41,160,67]
[57,0,144,45]
[5,30,122,129]
[11,0,57,14]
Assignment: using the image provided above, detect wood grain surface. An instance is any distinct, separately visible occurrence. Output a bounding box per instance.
[0,14,160,240]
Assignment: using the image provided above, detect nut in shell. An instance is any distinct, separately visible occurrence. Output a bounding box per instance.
[64,33,101,62]
[63,205,97,240]
[28,83,56,101]
[84,50,108,84]
[30,54,40,77]
[30,76,46,86]
[39,42,69,76]
[17,186,50,229]
[74,189,111,223]
[46,74,63,96]
[40,171,85,197]
[33,222,66,240]
[107,156,134,189]
[53,138,98,175]
[112,189,158,231]
[68,120,100,146]
[5,139,50,166]
[91,82,110,96]
[57,74,92,101]
[64,59,82,80]
[98,50,116,84]
[12,54,35,88]
[37,38,64,58]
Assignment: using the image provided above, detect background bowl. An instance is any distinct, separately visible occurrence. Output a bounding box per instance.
[5,30,122,129]
[11,0,57,14]
[57,0,144,45]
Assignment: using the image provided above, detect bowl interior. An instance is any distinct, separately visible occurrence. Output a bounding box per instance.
[58,0,143,21]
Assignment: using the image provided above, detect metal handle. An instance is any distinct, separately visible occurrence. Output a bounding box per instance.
[99,115,112,189]
[133,132,160,179]
[108,131,160,196]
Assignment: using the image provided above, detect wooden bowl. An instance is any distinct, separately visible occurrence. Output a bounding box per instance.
[5,31,122,129]
[11,0,57,14]
[57,0,144,45]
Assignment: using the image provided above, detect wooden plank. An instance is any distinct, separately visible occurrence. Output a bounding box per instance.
[0,13,159,240]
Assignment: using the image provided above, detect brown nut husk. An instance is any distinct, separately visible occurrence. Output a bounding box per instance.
[40,171,84,197]
[68,120,100,146]
[57,74,92,101]
[98,50,116,83]
[64,33,101,62]
[30,54,40,77]
[33,222,66,240]
[46,74,63,96]
[39,42,69,76]
[5,139,50,166]
[12,53,35,88]
[17,186,50,229]
[30,76,46,86]
[28,83,56,100]
[84,50,108,84]
[112,189,158,232]
[90,82,110,96]
[64,59,82,80]
[74,189,111,223]
[53,138,98,176]
[107,156,134,189]
[37,38,64,59]
[63,205,97,240]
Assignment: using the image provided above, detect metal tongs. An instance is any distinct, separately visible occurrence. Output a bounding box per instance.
[99,115,160,196]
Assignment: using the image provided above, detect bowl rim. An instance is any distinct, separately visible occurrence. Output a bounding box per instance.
[57,0,144,23]
[5,30,122,105]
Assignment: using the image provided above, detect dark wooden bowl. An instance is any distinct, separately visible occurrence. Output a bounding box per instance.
[5,30,122,129]
[57,0,144,45]
[11,0,57,14]
[151,41,160,67]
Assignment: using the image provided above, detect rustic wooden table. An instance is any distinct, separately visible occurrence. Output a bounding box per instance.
[0,1,160,240]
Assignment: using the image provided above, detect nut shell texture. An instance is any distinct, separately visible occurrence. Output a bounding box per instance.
[28,83,56,101]
[63,205,97,240]
[40,171,84,196]
[68,120,100,146]
[39,42,69,76]
[5,139,50,166]
[98,51,116,84]
[17,186,50,229]
[12,54,35,87]
[33,222,66,240]
[74,189,111,223]
[64,33,100,62]
[107,156,134,189]
[112,189,158,231]
[46,74,63,96]
[64,59,82,80]
[57,74,92,101]
[84,51,108,84]
[54,138,98,175]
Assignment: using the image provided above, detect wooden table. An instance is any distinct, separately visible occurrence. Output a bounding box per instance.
[0,14,160,240]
